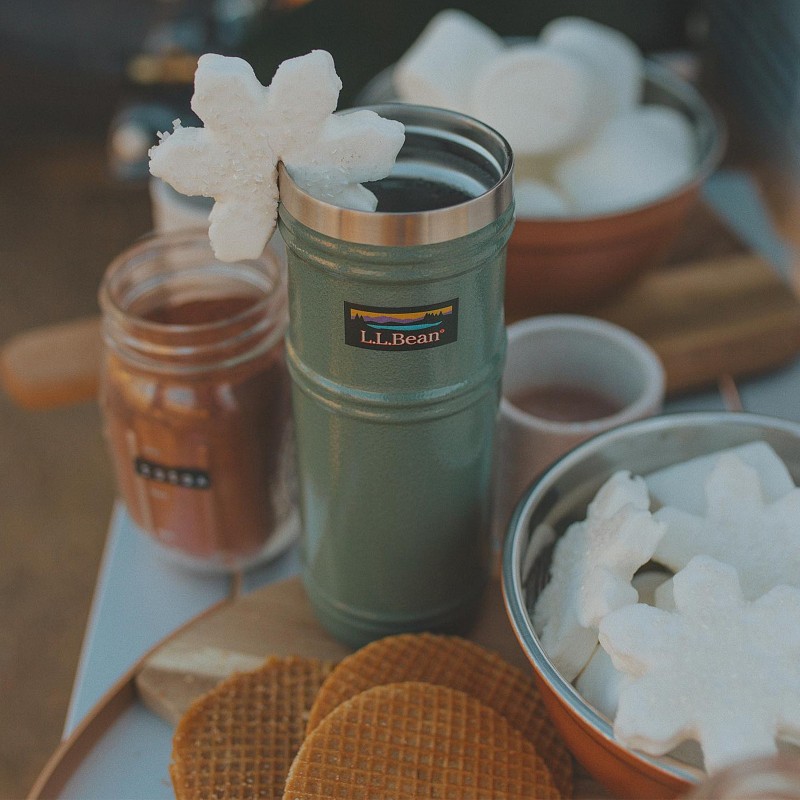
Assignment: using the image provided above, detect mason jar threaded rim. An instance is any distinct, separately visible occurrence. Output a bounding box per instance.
[98,229,288,373]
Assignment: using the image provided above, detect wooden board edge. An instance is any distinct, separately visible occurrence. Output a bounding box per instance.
[26,596,231,800]
[27,677,136,800]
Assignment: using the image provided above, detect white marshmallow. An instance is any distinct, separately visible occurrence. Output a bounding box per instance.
[554,108,694,215]
[578,472,665,630]
[469,44,601,157]
[575,644,625,720]
[532,520,598,682]
[646,441,794,515]
[149,51,405,262]
[513,178,570,218]
[540,16,644,116]
[283,109,406,209]
[654,454,800,600]
[635,105,696,164]
[601,556,800,773]
[533,471,665,682]
[394,9,505,114]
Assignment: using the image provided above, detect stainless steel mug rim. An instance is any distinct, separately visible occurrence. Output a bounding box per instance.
[278,103,514,247]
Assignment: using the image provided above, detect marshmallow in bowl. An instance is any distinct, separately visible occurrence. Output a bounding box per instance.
[469,45,603,157]
[575,645,626,720]
[600,556,800,773]
[392,11,703,218]
[394,9,505,114]
[539,16,644,116]
[513,179,570,217]
[578,473,665,629]
[645,441,794,515]
[532,519,598,682]
[575,569,670,720]
[532,471,665,682]
[635,105,696,164]
[554,108,695,215]
[654,454,800,600]
[531,441,800,773]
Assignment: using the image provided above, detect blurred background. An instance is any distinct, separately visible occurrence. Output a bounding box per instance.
[1,0,797,795]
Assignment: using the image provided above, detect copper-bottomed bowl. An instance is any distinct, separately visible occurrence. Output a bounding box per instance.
[501,412,800,799]
[505,63,724,320]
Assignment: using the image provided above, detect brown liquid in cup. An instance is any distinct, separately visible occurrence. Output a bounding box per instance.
[510,384,623,422]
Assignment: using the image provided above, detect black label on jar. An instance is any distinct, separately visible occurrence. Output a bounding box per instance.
[134,458,211,490]
[344,299,459,351]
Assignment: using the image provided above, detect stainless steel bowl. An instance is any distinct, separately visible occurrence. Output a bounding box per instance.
[502,411,800,799]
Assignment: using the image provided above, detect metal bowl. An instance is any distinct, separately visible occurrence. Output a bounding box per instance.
[502,411,800,799]
[359,61,724,320]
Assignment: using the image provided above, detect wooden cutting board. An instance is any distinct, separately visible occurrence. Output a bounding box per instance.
[596,251,800,394]
[135,572,528,724]
[134,572,612,799]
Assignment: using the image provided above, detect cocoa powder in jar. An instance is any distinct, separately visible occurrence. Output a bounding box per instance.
[99,232,296,570]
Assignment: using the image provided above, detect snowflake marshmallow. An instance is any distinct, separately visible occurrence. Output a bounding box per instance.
[654,453,800,599]
[600,555,800,773]
[532,471,665,681]
[646,441,794,516]
[149,51,405,262]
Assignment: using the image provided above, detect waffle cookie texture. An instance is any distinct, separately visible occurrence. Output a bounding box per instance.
[306,633,572,797]
[170,656,334,800]
[285,681,562,799]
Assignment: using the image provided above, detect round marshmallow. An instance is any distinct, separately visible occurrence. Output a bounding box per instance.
[394,9,505,114]
[513,178,570,218]
[554,107,695,215]
[540,16,644,116]
[469,44,601,157]
[635,104,696,165]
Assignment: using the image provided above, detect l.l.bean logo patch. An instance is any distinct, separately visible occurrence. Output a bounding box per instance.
[344,299,459,351]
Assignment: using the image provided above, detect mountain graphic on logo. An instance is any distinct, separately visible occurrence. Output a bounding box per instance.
[351,305,453,332]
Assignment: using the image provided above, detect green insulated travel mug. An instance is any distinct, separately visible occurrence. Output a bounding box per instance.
[278,104,514,646]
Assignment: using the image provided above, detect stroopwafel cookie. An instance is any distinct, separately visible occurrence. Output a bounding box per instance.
[170,655,334,800]
[305,633,572,796]
[285,681,562,799]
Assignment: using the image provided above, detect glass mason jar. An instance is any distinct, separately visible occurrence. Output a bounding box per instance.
[279,104,514,646]
[98,230,297,571]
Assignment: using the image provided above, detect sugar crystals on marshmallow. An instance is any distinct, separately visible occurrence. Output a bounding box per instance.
[149,51,405,262]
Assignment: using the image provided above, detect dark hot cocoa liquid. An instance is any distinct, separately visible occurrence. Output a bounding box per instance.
[364,176,476,212]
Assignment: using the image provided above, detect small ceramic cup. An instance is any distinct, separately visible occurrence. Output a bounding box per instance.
[493,314,665,541]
